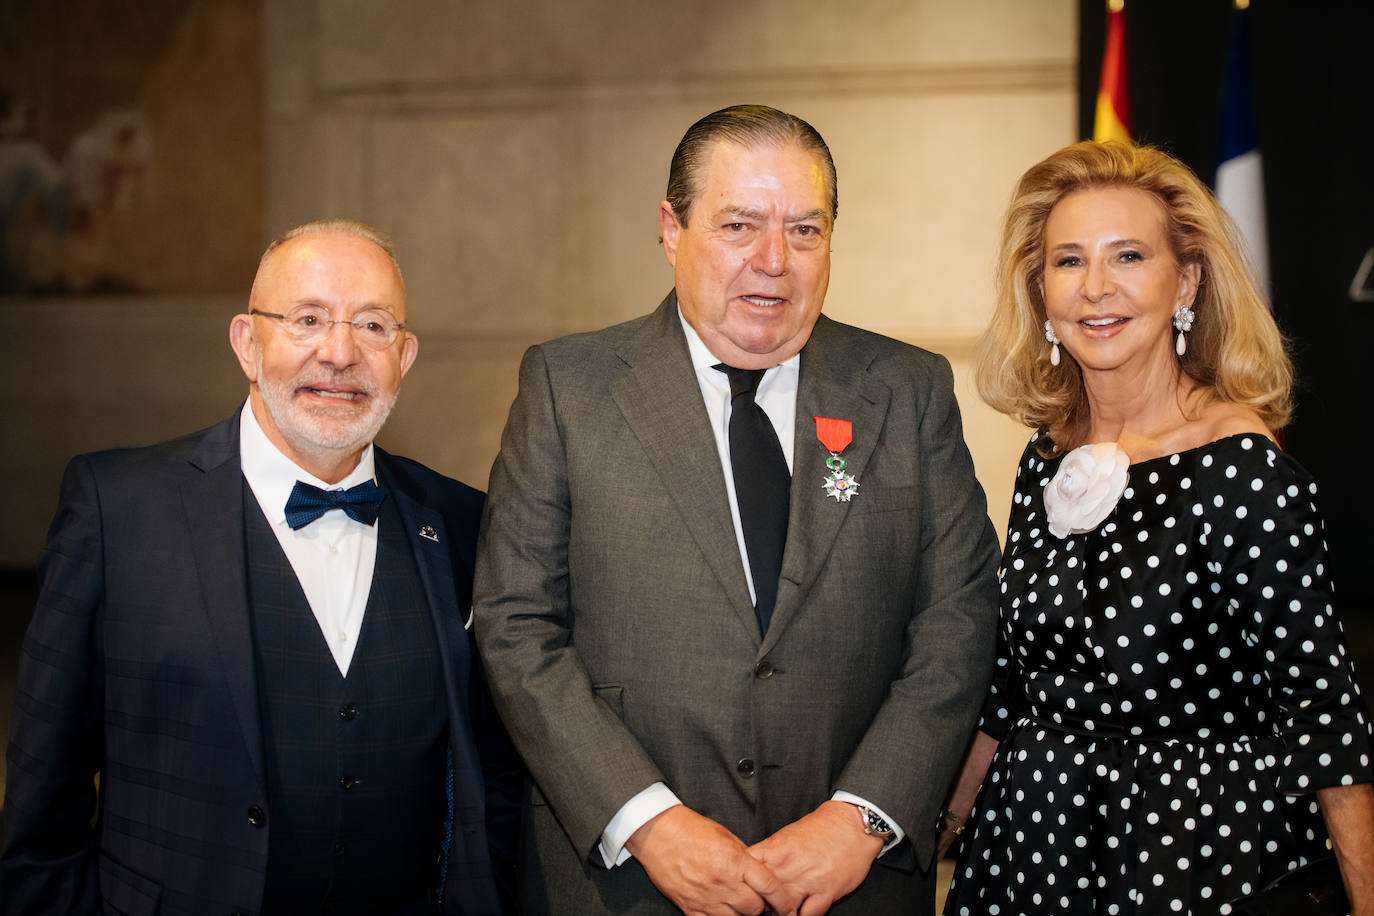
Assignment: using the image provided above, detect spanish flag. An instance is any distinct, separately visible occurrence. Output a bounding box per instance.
[1093,0,1131,143]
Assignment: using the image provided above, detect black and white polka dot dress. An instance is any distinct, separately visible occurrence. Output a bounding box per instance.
[945,433,1374,916]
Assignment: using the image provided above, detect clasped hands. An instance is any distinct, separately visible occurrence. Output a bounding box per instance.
[625,800,884,916]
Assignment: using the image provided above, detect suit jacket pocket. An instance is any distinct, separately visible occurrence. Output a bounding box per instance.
[99,850,163,915]
[844,484,919,516]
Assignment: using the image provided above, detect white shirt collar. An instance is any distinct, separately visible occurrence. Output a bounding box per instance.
[238,400,377,528]
[676,306,802,377]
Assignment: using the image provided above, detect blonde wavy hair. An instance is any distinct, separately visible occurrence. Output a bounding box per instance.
[975,141,1292,451]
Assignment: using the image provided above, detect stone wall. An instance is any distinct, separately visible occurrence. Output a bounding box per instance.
[2,0,1076,564]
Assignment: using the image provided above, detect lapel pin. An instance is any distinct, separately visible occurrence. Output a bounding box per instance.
[813,415,859,502]
[418,525,439,542]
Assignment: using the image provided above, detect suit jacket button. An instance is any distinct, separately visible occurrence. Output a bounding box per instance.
[339,703,358,721]
[737,757,756,777]
[247,806,266,827]
[753,660,774,679]
[339,774,355,791]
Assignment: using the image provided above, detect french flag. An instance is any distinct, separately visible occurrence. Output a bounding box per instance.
[1215,0,1270,302]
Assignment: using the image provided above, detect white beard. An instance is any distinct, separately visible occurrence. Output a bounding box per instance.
[255,349,399,460]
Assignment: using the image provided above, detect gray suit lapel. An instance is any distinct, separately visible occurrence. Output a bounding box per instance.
[765,317,891,651]
[609,295,760,639]
[181,416,267,785]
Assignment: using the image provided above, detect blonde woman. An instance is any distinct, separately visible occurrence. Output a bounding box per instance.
[942,141,1374,915]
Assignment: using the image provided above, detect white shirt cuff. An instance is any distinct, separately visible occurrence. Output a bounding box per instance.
[598,782,682,868]
[831,790,905,857]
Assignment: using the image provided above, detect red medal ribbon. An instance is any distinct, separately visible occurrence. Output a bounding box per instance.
[813,416,852,453]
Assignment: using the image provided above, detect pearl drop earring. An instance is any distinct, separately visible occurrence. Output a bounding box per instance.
[1173,305,1195,356]
[1044,319,1061,367]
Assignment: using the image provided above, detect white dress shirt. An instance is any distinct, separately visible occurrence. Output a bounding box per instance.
[238,401,379,677]
[596,313,904,867]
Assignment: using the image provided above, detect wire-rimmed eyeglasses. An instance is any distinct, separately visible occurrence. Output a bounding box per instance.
[250,307,406,349]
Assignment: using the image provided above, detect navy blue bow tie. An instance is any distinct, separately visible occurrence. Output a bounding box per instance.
[284,479,387,530]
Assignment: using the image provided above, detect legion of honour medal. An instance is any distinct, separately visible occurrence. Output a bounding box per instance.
[813,415,859,502]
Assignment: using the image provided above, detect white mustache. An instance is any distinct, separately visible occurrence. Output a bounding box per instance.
[293,372,380,399]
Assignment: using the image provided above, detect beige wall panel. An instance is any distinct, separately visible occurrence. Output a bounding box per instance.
[264,119,328,234]
[263,0,323,234]
[264,114,376,236]
[377,334,539,491]
[0,297,245,564]
[816,92,1075,336]
[312,0,1073,86]
[571,106,683,330]
[366,111,569,335]
[263,0,316,118]
[943,350,1034,544]
[356,85,1074,337]
[319,113,373,222]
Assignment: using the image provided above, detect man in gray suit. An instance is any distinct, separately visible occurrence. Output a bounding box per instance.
[473,105,999,915]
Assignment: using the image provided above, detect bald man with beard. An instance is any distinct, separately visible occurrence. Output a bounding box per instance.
[1,220,518,916]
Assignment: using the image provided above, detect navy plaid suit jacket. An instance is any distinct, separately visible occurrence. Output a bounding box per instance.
[0,413,519,915]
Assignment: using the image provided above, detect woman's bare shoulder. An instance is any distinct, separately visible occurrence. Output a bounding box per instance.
[1197,400,1273,442]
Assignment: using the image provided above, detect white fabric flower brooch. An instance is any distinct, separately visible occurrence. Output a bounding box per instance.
[1043,442,1129,538]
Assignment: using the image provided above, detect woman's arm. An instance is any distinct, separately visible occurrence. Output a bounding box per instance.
[1318,782,1374,915]
[937,730,1001,859]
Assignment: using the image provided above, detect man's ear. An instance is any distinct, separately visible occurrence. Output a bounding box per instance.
[659,201,682,267]
[229,313,258,382]
[398,331,419,378]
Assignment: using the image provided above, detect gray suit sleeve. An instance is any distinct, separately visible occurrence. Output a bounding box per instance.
[833,354,1000,869]
[472,345,665,862]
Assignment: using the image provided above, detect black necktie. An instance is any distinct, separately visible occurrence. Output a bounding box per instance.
[284,479,387,530]
[715,364,790,634]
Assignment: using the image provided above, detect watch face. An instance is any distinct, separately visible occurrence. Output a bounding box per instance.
[864,809,893,836]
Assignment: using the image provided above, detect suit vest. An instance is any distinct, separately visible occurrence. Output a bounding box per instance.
[245,490,449,914]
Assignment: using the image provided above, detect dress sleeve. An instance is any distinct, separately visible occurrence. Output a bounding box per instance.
[1201,435,1374,792]
[977,618,1021,742]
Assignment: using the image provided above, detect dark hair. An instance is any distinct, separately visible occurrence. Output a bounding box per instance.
[664,104,837,227]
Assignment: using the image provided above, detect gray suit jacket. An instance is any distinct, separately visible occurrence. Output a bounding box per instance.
[473,293,999,913]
